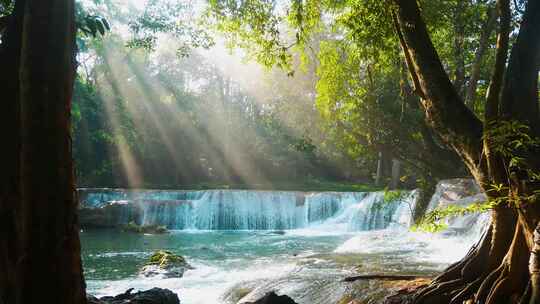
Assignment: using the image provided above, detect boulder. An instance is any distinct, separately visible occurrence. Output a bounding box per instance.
[122,221,169,234]
[245,292,298,304]
[426,178,485,211]
[140,250,193,278]
[87,288,180,304]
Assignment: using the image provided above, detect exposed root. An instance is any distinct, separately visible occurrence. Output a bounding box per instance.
[449,277,483,304]
[411,227,493,304]
[474,264,504,303]
[414,279,462,304]
[517,280,531,304]
[408,205,540,304]
[343,274,425,282]
[407,212,538,304]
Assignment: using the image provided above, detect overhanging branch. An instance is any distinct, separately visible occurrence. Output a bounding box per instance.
[391,0,485,181]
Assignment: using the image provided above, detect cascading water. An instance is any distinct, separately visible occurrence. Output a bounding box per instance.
[81,180,492,304]
[79,189,417,231]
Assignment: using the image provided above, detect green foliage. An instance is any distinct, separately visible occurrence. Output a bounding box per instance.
[205,0,294,71]
[0,0,13,16]
[383,189,406,204]
[485,120,540,163]
[74,1,112,39]
[77,14,110,37]
[205,0,500,193]
[414,121,540,232]
[413,201,493,233]
[483,120,540,206]
[127,0,214,55]
[368,189,408,213]
[72,20,354,188]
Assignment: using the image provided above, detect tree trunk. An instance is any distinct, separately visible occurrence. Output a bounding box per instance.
[375,151,383,186]
[0,1,25,302]
[0,0,86,303]
[391,0,540,303]
[452,0,467,97]
[464,5,497,109]
[390,159,401,190]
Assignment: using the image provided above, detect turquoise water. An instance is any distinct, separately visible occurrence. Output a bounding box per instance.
[82,229,356,303]
[80,189,489,303]
[82,229,348,281]
[81,227,482,304]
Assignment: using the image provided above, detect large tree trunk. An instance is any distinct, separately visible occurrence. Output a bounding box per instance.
[464,5,497,109]
[391,0,540,303]
[0,0,86,303]
[0,1,25,302]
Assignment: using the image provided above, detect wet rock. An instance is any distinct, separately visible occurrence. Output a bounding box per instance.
[223,280,263,303]
[425,178,488,233]
[79,199,192,230]
[122,221,169,234]
[79,200,138,229]
[140,250,193,278]
[87,287,180,304]
[427,178,485,211]
[224,286,253,303]
[245,292,298,304]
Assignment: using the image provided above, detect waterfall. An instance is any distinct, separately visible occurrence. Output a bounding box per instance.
[79,189,418,231]
[425,178,491,240]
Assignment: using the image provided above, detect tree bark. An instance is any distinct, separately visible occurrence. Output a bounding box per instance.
[452,0,467,98]
[0,0,86,303]
[391,0,540,303]
[392,0,486,185]
[464,5,497,109]
[0,1,24,303]
[390,159,401,190]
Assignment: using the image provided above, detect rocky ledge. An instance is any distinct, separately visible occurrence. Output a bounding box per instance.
[87,288,180,304]
[245,292,298,304]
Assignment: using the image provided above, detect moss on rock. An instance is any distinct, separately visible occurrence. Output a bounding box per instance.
[140,250,193,278]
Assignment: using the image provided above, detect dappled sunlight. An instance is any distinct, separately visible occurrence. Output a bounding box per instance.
[82,31,312,188]
[96,43,145,187]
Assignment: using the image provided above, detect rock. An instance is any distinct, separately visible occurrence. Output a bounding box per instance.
[79,200,139,229]
[140,250,193,278]
[122,221,169,234]
[88,287,180,304]
[427,178,486,211]
[425,178,489,232]
[79,199,192,230]
[245,292,298,304]
[225,286,253,303]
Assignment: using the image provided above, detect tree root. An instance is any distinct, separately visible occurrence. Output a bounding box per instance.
[343,274,426,282]
[409,215,533,304]
[449,277,483,304]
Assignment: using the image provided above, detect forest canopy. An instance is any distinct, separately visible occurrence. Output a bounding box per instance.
[67,0,486,191]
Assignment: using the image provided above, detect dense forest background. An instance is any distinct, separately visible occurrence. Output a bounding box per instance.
[70,0,476,190]
[72,1,365,188]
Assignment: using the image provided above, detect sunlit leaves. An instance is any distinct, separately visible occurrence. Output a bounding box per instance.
[77,14,110,37]
[205,0,294,70]
[0,0,13,17]
[414,200,493,232]
[127,0,214,55]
